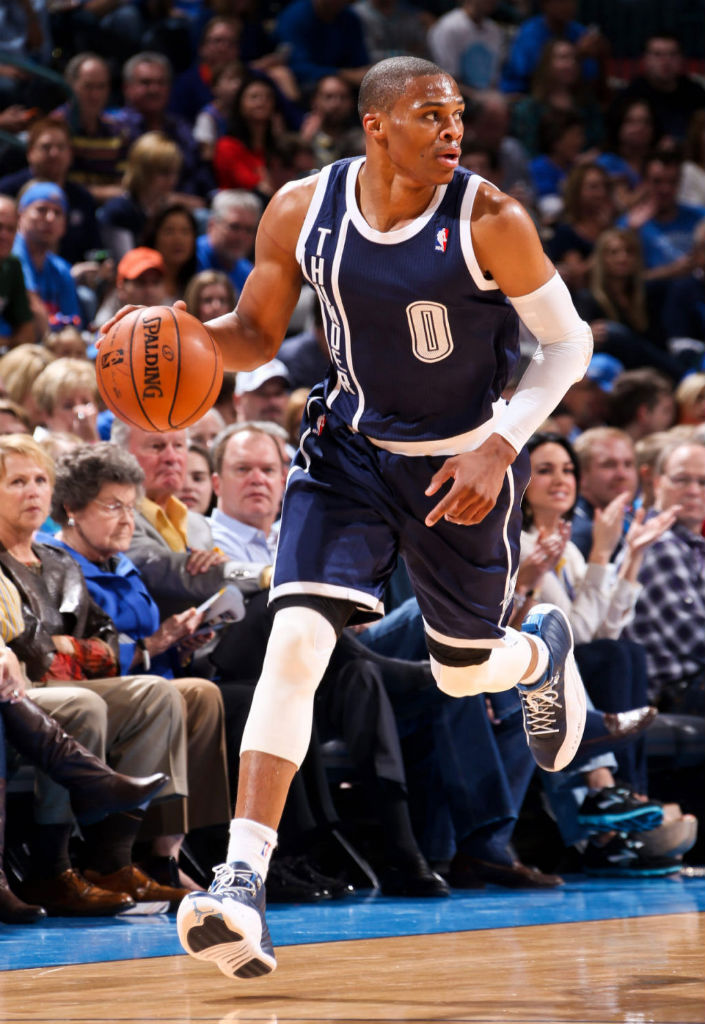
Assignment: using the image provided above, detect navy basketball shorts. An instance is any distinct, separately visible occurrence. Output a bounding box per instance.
[271,390,531,646]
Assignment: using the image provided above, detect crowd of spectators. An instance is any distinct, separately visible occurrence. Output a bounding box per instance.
[0,0,704,924]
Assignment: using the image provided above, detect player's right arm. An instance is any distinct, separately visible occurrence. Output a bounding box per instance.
[100,176,317,372]
[204,178,315,372]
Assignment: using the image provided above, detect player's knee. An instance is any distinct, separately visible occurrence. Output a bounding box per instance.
[262,606,338,697]
[241,607,336,767]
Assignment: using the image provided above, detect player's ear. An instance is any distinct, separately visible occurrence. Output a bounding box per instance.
[362,111,385,139]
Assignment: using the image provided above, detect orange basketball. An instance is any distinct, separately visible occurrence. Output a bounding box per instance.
[96,305,224,432]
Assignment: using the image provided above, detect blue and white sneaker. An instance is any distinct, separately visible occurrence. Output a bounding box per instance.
[518,604,586,772]
[176,862,276,980]
[578,786,664,834]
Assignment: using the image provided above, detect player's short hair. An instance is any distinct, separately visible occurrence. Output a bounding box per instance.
[358,57,448,120]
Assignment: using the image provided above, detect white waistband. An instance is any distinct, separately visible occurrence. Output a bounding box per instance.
[365,399,507,457]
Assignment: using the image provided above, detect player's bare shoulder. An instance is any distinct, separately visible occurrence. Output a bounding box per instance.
[258,174,321,255]
[471,181,533,242]
[470,180,546,292]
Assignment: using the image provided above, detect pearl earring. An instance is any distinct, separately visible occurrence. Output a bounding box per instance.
[67,517,75,526]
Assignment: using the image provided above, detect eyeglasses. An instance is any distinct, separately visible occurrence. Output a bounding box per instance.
[665,474,705,489]
[92,498,138,518]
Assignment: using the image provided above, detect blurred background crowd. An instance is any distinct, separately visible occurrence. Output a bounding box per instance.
[0,0,704,925]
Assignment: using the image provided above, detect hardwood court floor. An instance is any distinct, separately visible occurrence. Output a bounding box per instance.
[2,912,703,1024]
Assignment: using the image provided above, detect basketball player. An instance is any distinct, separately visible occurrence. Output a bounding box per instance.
[104,57,593,980]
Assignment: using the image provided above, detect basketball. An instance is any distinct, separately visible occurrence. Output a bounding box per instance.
[96,305,223,432]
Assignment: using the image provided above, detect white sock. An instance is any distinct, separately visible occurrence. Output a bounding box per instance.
[520,636,550,685]
[227,818,278,880]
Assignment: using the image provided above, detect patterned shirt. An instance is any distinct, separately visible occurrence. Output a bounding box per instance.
[622,522,705,697]
[0,568,24,643]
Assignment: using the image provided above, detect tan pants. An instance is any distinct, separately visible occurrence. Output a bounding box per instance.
[28,674,187,826]
[28,675,231,834]
[140,677,231,837]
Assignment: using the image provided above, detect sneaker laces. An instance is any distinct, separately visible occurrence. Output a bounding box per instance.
[210,863,260,897]
[521,680,561,735]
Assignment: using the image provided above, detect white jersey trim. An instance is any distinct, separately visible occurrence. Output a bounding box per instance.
[423,620,508,648]
[459,175,500,292]
[346,157,448,244]
[269,580,385,616]
[295,164,333,265]
[330,211,366,424]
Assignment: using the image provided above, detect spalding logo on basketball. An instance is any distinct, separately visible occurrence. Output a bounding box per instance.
[96,305,224,432]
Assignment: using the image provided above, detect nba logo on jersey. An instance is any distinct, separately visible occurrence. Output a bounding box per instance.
[435,228,449,252]
[315,413,327,435]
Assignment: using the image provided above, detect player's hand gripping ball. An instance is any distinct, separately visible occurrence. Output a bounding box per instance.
[96,305,223,431]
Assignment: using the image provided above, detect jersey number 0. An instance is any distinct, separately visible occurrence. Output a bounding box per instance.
[406,301,454,363]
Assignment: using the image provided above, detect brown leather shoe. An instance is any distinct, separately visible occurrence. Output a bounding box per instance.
[83,864,192,911]
[21,868,135,916]
[448,853,564,889]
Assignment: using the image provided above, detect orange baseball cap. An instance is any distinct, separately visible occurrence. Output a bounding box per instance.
[117,247,166,284]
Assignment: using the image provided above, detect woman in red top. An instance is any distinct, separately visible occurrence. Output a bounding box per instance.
[214,76,284,197]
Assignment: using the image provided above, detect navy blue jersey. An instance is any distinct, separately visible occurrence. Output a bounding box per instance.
[296,157,520,445]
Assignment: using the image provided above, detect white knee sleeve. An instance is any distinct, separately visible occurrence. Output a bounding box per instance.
[240,606,338,768]
[430,628,534,697]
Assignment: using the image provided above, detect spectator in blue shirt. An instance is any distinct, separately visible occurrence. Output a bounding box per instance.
[0,117,100,266]
[620,151,705,281]
[12,181,82,328]
[112,52,211,204]
[529,108,585,204]
[196,190,262,296]
[500,0,607,97]
[275,0,370,95]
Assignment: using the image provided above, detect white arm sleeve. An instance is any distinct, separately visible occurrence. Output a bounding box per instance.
[494,272,593,454]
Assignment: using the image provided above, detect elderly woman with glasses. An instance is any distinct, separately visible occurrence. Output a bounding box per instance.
[47,442,231,889]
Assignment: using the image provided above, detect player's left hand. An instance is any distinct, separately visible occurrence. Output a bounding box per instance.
[424,436,516,527]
